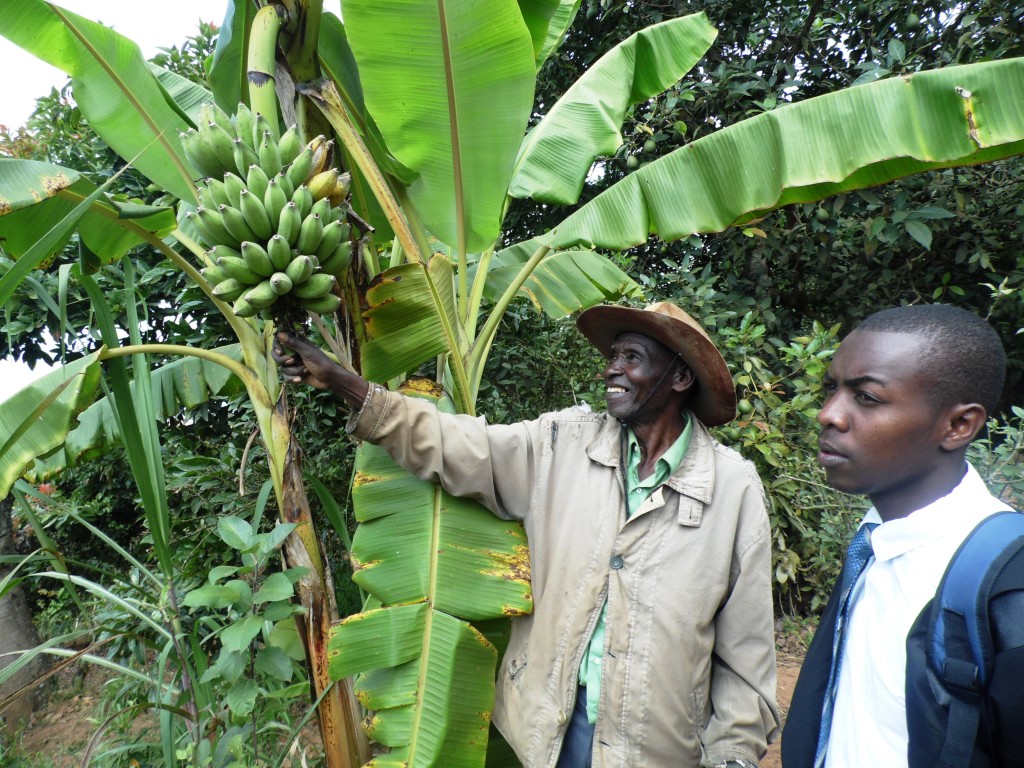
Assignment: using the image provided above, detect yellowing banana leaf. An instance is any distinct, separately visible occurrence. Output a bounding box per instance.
[25,345,245,483]
[517,0,581,66]
[330,382,531,767]
[0,159,176,265]
[484,238,643,318]
[0,0,197,201]
[359,254,467,399]
[509,13,718,204]
[546,57,1024,251]
[342,0,537,254]
[0,350,103,499]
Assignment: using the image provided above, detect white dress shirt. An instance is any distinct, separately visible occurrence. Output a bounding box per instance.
[823,462,1012,768]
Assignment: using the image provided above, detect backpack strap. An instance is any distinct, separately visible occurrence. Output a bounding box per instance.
[929,510,1024,768]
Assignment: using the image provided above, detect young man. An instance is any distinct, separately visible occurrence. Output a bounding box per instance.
[275,301,780,767]
[782,304,1014,768]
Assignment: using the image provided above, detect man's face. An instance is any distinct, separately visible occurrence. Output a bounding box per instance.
[817,329,956,519]
[602,333,690,425]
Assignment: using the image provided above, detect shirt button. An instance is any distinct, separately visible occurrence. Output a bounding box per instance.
[610,555,624,569]
[557,710,567,724]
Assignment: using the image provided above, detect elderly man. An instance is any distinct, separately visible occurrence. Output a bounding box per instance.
[274,301,779,768]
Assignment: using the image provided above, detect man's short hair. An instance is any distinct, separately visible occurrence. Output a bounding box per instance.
[856,304,1005,416]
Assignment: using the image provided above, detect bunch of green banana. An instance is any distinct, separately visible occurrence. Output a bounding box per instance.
[181,102,355,319]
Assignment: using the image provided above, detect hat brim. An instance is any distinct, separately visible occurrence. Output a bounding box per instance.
[576,305,737,426]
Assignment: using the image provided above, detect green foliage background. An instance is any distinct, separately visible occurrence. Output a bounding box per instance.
[2,0,1023,627]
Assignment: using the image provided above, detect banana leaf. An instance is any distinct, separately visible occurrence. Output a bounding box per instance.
[341,0,537,255]
[0,0,198,201]
[509,13,718,204]
[0,159,176,265]
[358,253,465,391]
[517,0,581,66]
[206,0,258,113]
[484,239,643,318]
[329,381,531,767]
[25,345,245,482]
[543,57,1024,251]
[0,350,103,499]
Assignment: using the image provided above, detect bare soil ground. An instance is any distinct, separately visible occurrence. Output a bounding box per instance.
[11,627,809,766]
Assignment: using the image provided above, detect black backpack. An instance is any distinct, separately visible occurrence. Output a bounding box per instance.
[906,510,1024,768]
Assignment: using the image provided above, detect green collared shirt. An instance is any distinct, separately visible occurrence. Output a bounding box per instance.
[577,418,693,724]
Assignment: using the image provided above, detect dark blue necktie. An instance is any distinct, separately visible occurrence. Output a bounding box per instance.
[814,522,880,768]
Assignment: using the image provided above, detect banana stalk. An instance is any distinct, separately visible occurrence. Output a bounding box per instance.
[248,3,286,137]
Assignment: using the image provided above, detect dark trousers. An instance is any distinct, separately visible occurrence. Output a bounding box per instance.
[556,686,594,768]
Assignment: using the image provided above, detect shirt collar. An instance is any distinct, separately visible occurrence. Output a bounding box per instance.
[865,462,1012,562]
[626,417,693,491]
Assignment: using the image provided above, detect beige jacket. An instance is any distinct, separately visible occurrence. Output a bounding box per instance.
[349,386,780,767]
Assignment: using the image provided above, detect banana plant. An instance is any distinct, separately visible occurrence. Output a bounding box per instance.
[3,1,1024,766]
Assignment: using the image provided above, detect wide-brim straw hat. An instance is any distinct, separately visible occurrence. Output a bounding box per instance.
[576,302,737,426]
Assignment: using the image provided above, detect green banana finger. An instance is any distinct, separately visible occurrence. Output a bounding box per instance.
[212,278,248,302]
[297,212,324,255]
[205,120,238,175]
[233,103,255,150]
[274,170,295,200]
[269,271,293,295]
[258,130,283,177]
[232,295,259,318]
[264,179,288,225]
[233,138,258,178]
[284,254,315,285]
[181,129,224,179]
[291,185,313,220]
[217,255,263,284]
[315,219,345,260]
[222,172,246,209]
[220,204,258,244]
[278,125,303,166]
[293,272,336,299]
[267,235,292,271]
[310,196,333,222]
[300,292,343,315]
[204,177,230,208]
[241,241,275,277]
[245,279,279,309]
[277,202,302,246]
[253,112,277,147]
[318,240,353,275]
[200,264,229,285]
[285,146,314,190]
[239,189,273,240]
[189,208,234,249]
[247,164,270,203]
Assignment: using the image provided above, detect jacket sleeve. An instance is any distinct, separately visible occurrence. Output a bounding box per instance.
[346,384,541,520]
[700,479,782,766]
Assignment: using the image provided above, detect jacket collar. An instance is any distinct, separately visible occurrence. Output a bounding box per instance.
[586,411,717,505]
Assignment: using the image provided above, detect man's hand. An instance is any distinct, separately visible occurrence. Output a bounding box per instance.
[272,332,346,391]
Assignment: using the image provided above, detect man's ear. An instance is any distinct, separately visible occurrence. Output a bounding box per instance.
[940,403,988,452]
[670,364,696,394]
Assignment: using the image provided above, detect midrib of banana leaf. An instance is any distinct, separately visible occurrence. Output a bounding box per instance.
[329,381,531,767]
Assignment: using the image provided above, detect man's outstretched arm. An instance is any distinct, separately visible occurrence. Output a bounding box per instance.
[272,331,369,406]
